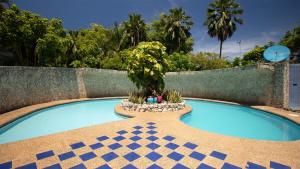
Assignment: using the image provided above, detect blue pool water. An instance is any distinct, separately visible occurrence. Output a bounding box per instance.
[0,99,125,144]
[1,99,300,144]
[181,100,300,141]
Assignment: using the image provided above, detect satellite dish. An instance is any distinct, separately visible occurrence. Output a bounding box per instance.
[263,45,290,62]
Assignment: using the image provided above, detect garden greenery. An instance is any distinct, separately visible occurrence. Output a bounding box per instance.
[0,4,299,67]
[128,92,145,104]
[127,42,169,95]
[166,90,182,103]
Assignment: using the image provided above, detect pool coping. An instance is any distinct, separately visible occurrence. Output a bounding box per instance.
[1,97,300,168]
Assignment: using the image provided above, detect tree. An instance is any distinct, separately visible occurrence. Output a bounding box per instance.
[280,26,300,61]
[168,52,192,71]
[0,4,48,66]
[70,24,111,68]
[35,19,73,66]
[0,0,10,12]
[242,46,265,65]
[204,0,243,58]
[127,41,169,95]
[123,13,147,47]
[189,52,230,70]
[164,8,194,54]
[150,8,193,54]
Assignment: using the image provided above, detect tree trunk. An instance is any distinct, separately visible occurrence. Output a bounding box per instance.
[219,40,223,59]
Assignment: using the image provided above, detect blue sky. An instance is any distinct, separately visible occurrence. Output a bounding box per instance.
[14,0,300,59]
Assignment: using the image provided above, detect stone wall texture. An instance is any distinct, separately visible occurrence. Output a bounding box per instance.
[0,64,288,113]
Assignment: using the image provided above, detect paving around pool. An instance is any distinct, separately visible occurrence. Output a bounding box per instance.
[0,98,299,169]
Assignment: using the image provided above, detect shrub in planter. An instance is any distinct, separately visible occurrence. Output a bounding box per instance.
[166,90,182,103]
[129,92,145,104]
[127,41,170,96]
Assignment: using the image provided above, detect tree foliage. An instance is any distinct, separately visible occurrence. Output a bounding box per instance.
[190,52,231,70]
[280,26,300,62]
[204,0,243,58]
[0,5,48,65]
[150,8,194,54]
[127,42,169,95]
[123,13,147,47]
[36,19,73,66]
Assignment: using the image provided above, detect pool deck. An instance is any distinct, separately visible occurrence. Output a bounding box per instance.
[0,98,300,169]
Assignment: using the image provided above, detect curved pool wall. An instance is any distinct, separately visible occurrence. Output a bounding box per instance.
[0,63,289,113]
[181,100,300,141]
[1,98,300,144]
[0,99,125,144]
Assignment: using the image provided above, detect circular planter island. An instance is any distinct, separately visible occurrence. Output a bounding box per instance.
[115,99,193,117]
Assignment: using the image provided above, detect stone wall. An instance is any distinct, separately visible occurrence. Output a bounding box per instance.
[0,64,288,113]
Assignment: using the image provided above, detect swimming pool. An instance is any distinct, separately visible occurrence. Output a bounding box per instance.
[0,99,125,144]
[1,99,300,144]
[181,100,300,141]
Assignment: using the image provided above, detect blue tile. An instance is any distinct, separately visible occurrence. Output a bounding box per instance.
[123,152,141,162]
[165,143,179,150]
[147,126,156,129]
[167,152,184,161]
[96,164,112,169]
[117,130,128,135]
[108,143,122,150]
[190,151,206,161]
[221,163,242,169]
[132,130,142,135]
[145,152,162,162]
[147,136,159,141]
[70,142,85,149]
[163,135,175,141]
[79,152,97,161]
[246,162,266,169]
[130,136,142,141]
[133,125,143,129]
[101,152,119,162]
[183,142,198,150]
[113,135,126,141]
[270,161,290,169]
[90,142,104,150]
[0,161,12,169]
[16,163,37,169]
[147,130,157,134]
[121,164,138,169]
[58,151,76,161]
[36,150,54,160]
[44,163,62,169]
[69,163,87,169]
[210,151,227,160]
[97,136,109,141]
[147,122,156,125]
[127,142,141,150]
[172,163,189,169]
[146,142,160,150]
[197,163,215,169]
[147,164,163,169]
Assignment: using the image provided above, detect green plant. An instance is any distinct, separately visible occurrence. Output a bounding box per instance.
[128,92,145,104]
[204,0,243,58]
[166,90,182,103]
[127,41,169,96]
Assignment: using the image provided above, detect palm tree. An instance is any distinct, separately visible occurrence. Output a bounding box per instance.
[204,0,243,58]
[164,8,193,53]
[123,13,147,47]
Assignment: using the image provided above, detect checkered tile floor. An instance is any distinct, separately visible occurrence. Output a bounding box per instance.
[0,122,291,169]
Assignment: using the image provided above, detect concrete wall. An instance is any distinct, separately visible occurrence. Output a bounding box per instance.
[0,64,288,113]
